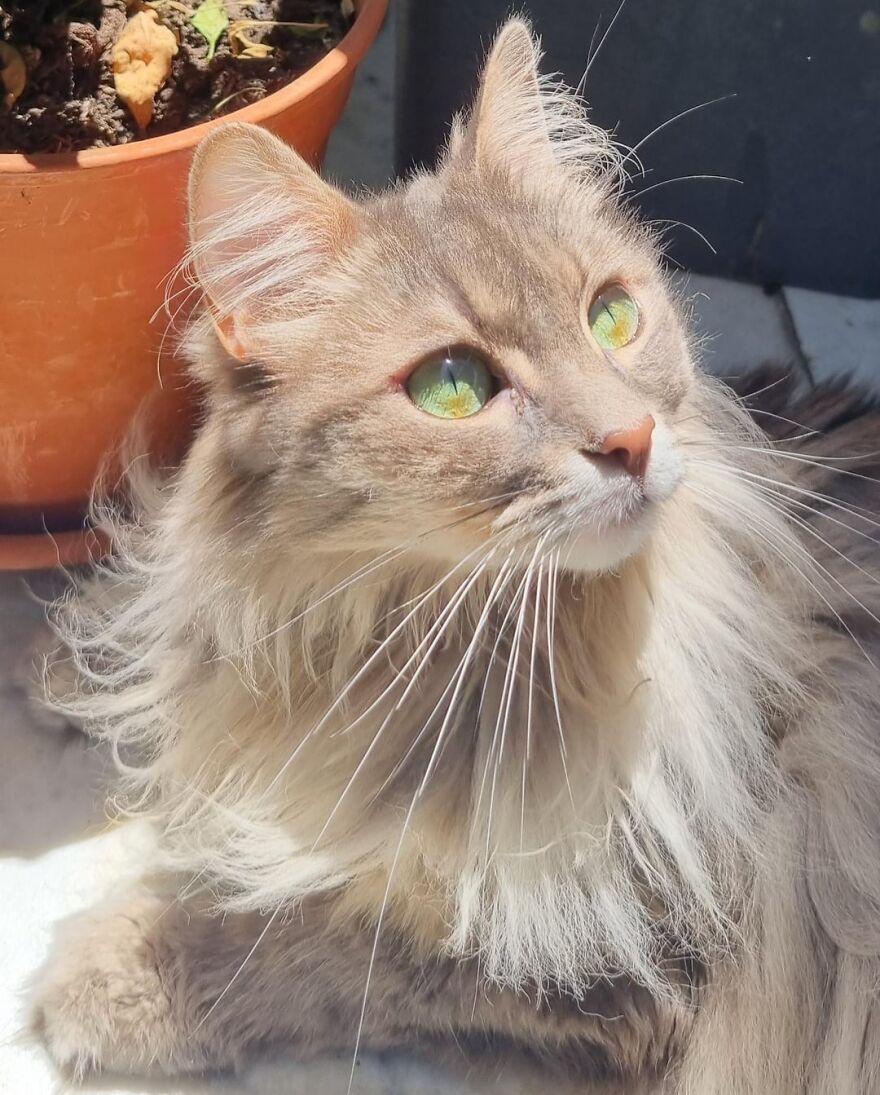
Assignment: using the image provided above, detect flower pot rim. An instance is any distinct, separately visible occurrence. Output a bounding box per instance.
[0,0,387,175]
[0,527,109,571]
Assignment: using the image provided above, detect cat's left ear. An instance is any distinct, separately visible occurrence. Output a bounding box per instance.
[188,122,357,361]
[454,19,601,181]
[460,19,557,175]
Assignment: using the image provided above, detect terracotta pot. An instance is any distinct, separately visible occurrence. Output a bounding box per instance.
[0,0,387,571]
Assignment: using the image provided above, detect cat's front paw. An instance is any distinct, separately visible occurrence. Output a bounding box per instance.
[32,890,199,1078]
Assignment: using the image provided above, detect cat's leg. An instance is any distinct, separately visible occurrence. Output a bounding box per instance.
[33,882,689,1085]
[33,887,188,1077]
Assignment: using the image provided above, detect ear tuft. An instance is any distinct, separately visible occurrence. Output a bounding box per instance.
[187,122,355,359]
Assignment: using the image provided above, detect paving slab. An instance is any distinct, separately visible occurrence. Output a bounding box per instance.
[674,271,808,384]
[784,286,880,393]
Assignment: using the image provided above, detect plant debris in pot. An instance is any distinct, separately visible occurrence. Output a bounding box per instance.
[0,0,352,153]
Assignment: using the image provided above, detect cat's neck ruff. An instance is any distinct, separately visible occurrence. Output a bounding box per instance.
[61,443,808,995]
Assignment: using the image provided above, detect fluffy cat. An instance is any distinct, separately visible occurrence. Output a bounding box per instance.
[32,19,880,1094]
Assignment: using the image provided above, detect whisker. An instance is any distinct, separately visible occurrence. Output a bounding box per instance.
[225,503,514,662]
[348,607,491,1095]
[631,174,742,199]
[472,555,536,833]
[259,539,496,799]
[447,488,527,513]
[521,554,545,852]
[192,904,282,1034]
[738,406,822,435]
[547,546,576,809]
[347,785,418,1095]
[723,474,880,595]
[623,93,738,172]
[583,0,629,82]
[649,217,717,255]
[693,456,880,527]
[687,481,876,666]
[728,374,793,404]
[312,545,502,846]
[775,505,880,604]
[733,446,880,484]
[330,542,503,741]
[755,483,880,552]
[749,447,880,464]
[484,539,545,860]
[372,547,520,805]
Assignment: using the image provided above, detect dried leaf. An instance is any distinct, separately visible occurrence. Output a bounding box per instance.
[240,42,274,59]
[112,9,178,131]
[0,42,27,110]
[228,18,329,58]
[191,0,228,61]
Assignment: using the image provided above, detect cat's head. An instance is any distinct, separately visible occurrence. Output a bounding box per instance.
[185,19,697,575]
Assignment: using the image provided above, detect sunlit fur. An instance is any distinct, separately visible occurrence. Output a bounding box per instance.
[44,20,880,1091]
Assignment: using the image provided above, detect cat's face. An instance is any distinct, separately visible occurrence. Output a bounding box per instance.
[187,22,695,575]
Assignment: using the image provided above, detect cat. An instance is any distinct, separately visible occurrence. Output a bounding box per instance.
[31,19,880,1094]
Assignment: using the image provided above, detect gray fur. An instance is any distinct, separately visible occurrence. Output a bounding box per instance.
[30,22,880,1094]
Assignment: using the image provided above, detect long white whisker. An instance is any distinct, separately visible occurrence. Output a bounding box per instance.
[759,448,880,464]
[347,621,486,1095]
[621,93,737,170]
[649,217,717,255]
[472,555,535,833]
[632,174,742,199]
[312,546,500,846]
[688,451,880,525]
[485,542,542,861]
[260,540,494,798]
[521,555,545,852]
[737,480,880,600]
[693,459,880,541]
[583,0,628,81]
[192,904,282,1034]
[687,482,876,666]
[729,445,880,485]
[778,507,880,606]
[747,479,880,552]
[372,547,520,805]
[228,504,510,661]
[330,542,504,742]
[547,546,576,808]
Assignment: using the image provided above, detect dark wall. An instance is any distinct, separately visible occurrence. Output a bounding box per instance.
[396,0,880,298]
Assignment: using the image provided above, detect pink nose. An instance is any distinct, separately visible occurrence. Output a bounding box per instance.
[597,415,655,479]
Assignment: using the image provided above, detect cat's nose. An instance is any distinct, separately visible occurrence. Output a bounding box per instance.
[591,415,655,479]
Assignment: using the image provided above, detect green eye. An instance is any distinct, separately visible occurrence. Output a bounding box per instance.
[588,284,640,351]
[405,351,494,419]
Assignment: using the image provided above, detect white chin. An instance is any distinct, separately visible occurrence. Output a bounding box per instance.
[562,517,652,575]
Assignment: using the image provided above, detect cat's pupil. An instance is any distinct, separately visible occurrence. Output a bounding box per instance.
[442,362,460,393]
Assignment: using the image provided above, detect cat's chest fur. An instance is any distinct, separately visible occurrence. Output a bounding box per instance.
[162,548,784,995]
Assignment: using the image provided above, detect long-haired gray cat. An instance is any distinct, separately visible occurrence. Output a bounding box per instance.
[32,20,880,1094]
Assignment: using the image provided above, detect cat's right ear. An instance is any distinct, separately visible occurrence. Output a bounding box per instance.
[188,123,357,361]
